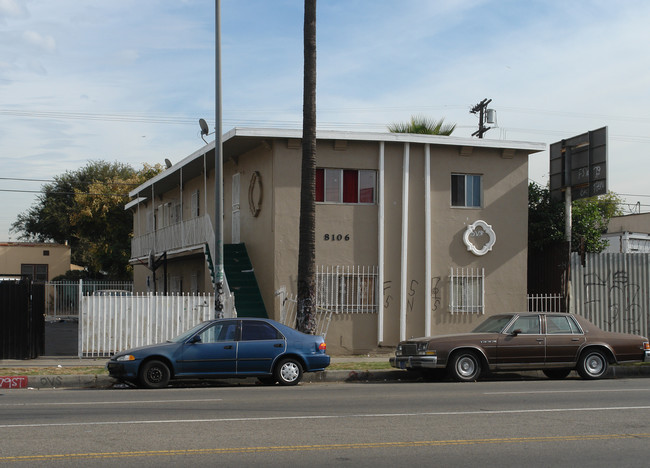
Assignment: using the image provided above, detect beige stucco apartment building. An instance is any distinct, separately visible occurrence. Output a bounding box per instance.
[127,128,544,353]
[0,242,71,281]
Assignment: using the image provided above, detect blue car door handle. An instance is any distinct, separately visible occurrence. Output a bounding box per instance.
[224,345,233,349]
[274,343,283,348]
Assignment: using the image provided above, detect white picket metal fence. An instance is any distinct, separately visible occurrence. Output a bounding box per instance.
[79,293,236,357]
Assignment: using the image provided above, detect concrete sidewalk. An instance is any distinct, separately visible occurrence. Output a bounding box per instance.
[0,355,398,389]
[2,356,650,389]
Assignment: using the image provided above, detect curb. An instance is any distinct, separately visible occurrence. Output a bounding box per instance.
[3,365,650,389]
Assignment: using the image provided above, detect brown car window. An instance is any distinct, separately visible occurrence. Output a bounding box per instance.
[567,316,582,334]
[546,316,573,334]
[509,315,540,334]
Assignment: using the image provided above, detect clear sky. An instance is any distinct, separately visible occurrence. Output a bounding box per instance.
[2,0,649,241]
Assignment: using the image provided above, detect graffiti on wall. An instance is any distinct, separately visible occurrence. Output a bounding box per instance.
[383,277,443,314]
[584,270,642,334]
[431,276,442,312]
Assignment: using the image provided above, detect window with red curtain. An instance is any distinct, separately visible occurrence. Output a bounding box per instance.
[343,170,358,203]
[315,168,324,202]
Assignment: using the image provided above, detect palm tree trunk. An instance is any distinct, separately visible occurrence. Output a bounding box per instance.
[296,0,317,334]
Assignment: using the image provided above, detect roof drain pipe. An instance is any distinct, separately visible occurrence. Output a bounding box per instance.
[377,141,385,345]
[424,144,432,338]
[400,143,410,342]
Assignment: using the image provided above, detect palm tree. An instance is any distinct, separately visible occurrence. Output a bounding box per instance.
[296,0,317,334]
[388,115,456,135]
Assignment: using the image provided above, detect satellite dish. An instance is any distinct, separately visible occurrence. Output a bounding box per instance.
[199,118,211,144]
[164,158,172,169]
[199,118,209,136]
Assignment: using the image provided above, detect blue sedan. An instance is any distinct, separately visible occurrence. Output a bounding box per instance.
[107,318,330,388]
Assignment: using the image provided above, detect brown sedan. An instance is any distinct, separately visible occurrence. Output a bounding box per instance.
[390,313,650,381]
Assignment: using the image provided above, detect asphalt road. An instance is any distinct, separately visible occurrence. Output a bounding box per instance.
[2,378,650,467]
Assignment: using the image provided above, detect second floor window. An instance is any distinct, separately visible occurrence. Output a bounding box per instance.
[452,174,482,208]
[316,168,376,204]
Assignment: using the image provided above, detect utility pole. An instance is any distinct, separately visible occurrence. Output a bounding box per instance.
[214,0,224,318]
[470,98,492,138]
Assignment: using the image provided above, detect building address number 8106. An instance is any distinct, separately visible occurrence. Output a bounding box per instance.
[323,234,350,241]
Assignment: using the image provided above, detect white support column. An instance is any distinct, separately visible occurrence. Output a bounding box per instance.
[424,144,432,337]
[400,143,410,341]
[180,166,184,243]
[377,142,385,344]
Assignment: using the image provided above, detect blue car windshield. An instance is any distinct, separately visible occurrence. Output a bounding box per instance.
[168,322,209,343]
[472,315,513,333]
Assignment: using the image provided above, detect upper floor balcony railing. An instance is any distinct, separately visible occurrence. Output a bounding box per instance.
[131,215,213,259]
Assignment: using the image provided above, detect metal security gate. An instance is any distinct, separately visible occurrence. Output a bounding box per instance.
[571,253,650,339]
[0,278,44,359]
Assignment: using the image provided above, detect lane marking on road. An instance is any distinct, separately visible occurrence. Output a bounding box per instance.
[0,398,223,407]
[484,389,650,395]
[2,433,650,462]
[2,405,650,428]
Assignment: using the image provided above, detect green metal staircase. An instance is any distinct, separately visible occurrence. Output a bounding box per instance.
[223,243,267,318]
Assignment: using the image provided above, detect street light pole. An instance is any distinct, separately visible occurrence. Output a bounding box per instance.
[214,0,224,318]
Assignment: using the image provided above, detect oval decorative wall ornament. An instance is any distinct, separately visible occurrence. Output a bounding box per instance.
[463,220,496,256]
[248,171,263,217]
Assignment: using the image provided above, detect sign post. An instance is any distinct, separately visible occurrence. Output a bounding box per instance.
[549,127,608,313]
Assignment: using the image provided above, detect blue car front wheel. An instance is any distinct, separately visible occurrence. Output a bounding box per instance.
[139,359,171,389]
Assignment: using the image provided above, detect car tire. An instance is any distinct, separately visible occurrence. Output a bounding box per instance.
[577,349,608,379]
[139,359,171,389]
[275,358,303,386]
[449,351,482,382]
[543,368,572,380]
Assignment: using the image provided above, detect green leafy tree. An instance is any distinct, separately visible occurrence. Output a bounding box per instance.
[528,181,623,253]
[528,182,565,251]
[388,115,456,135]
[11,161,162,279]
[571,191,623,253]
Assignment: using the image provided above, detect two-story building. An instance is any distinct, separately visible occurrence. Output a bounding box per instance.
[127,128,544,353]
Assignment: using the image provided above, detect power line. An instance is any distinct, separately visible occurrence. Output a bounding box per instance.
[0,177,55,183]
[0,189,129,196]
[0,177,141,186]
[619,193,650,198]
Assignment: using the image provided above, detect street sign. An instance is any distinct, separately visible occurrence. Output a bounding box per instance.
[550,126,608,201]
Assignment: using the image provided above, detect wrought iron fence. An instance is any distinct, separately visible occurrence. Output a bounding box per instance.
[277,289,333,338]
[527,294,565,312]
[44,280,134,318]
[315,265,378,313]
[449,267,485,314]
